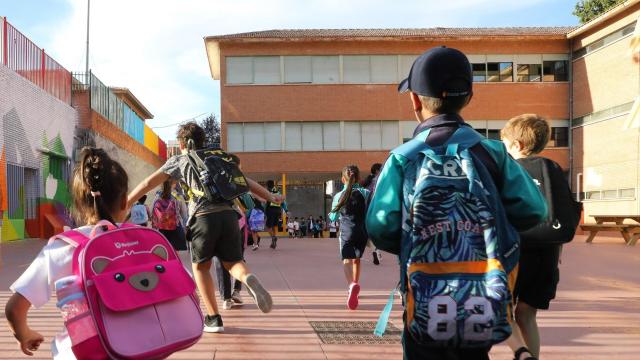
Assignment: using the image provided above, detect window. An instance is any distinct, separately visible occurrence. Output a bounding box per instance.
[620,188,635,198]
[284,56,312,83]
[399,55,419,79]
[361,122,382,150]
[602,190,618,199]
[344,122,361,150]
[487,62,513,82]
[343,56,371,83]
[370,56,398,83]
[227,124,244,152]
[550,127,569,147]
[285,123,302,151]
[302,122,323,150]
[543,61,568,82]
[253,56,280,84]
[382,121,400,149]
[517,64,542,82]
[585,191,601,200]
[573,22,636,60]
[243,123,265,151]
[264,123,281,150]
[487,129,501,140]
[226,57,253,84]
[323,122,341,150]
[474,128,487,137]
[312,56,340,84]
[401,121,417,143]
[472,64,486,82]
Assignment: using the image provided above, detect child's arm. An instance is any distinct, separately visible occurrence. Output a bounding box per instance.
[246,178,282,204]
[127,169,170,209]
[328,191,341,222]
[366,155,406,255]
[5,293,44,356]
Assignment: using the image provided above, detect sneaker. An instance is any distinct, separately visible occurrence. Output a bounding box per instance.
[252,244,259,251]
[270,237,277,249]
[231,290,243,304]
[245,274,273,313]
[222,299,234,310]
[347,283,360,310]
[372,251,380,265]
[377,251,383,261]
[203,314,224,333]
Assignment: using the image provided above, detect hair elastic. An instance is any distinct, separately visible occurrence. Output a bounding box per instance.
[90,191,102,197]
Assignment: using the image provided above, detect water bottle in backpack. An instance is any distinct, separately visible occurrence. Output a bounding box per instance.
[55,276,98,347]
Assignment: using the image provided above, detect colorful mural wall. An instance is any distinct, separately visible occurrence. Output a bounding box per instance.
[0,64,77,241]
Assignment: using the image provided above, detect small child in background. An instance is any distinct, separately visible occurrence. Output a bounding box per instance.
[287,218,295,238]
[293,217,301,238]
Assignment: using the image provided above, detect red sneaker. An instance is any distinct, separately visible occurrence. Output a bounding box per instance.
[347,283,360,310]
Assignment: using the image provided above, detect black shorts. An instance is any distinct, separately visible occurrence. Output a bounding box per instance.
[159,227,187,251]
[339,228,367,260]
[514,245,561,310]
[186,210,243,264]
[265,207,281,228]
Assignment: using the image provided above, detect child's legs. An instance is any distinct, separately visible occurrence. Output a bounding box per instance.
[342,259,354,284]
[352,258,361,283]
[223,261,251,284]
[516,302,540,357]
[213,257,232,300]
[192,260,219,315]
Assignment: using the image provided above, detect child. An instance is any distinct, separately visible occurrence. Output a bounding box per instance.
[329,165,370,310]
[5,147,130,358]
[287,217,295,238]
[127,122,278,333]
[362,163,384,265]
[366,47,546,360]
[264,180,287,249]
[501,114,578,359]
[329,220,338,238]
[129,194,151,226]
[249,199,265,250]
[293,217,301,238]
[152,179,187,252]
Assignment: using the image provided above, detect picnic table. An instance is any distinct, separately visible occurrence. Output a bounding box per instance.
[580,215,640,246]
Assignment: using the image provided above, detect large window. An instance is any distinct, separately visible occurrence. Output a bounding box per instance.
[226,57,253,84]
[312,56,340,84]
[322,122,341,150]
[573,21,636,59]
[253,56,280,84]
[487,62,513,82]
[284,56,312,83]
[549,127,569,147]
[472,63,487,82]
[343,56,371,83]
[370,56,398,83]
[543,61,568,82]
[517,64,542,82]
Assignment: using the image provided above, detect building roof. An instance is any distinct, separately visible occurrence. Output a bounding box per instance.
[567,0,640,39]
[110,87,154,120]
[206,27,574,41]
[204,27,575,79]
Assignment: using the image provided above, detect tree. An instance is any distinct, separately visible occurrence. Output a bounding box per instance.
[199,114,221,148]
[574,0,624,24]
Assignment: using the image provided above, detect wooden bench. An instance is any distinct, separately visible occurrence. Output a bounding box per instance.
[580,223,640,245]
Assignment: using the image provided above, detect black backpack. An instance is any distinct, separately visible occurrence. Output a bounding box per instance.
[517,157,583,247]
[186,145,250,203]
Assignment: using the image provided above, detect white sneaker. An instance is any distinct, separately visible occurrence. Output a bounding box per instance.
[222,299,234,310]
[252,244,259,251]
[231,290,243,304]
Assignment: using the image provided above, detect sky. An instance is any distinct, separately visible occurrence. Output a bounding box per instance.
[1,0,579,141]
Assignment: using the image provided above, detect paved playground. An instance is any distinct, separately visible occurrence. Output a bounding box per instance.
[0,234,639,360]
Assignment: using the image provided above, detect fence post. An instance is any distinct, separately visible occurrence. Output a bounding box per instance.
[41,48,46,89]
[3,17,7,66]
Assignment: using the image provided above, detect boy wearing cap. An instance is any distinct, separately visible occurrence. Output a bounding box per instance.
[366,47,546,360]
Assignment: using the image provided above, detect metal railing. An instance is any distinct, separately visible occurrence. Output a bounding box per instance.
[72,71,166,159]
[1,17,71,104]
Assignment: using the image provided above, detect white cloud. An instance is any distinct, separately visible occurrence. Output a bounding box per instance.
[46,0,564,140]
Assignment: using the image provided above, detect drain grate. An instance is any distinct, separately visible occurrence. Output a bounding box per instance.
[309,321,402,345]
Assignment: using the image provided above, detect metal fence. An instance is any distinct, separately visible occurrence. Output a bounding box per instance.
[72,71,167,159]
[1,17,71,104]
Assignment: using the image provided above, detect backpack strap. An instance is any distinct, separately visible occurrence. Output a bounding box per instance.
[49,229,90,248]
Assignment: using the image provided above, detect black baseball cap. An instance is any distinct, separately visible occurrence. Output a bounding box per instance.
[398,47,472,99]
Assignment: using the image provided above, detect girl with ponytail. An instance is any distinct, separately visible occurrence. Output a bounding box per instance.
[329,165,371,310]
[6,147,130,358]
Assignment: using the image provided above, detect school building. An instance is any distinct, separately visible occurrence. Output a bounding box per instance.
[0,17,167,241]
[204,1,639,221]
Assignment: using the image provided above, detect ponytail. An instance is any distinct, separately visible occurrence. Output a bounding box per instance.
[332,165,360,213]
[72,147,128,225]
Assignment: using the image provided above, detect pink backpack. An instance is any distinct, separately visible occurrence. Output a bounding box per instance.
[53,221,203,359]
[153,199,178,230]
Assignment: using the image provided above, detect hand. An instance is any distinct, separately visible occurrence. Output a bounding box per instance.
[15,328,44,356]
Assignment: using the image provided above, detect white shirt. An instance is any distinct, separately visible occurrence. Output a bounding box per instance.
[293,221,300,231]
[10,225,93,360]
[329,222,338,232]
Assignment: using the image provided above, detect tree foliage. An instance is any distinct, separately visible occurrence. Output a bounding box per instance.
[574,0,625,24]
[199,114,221,148]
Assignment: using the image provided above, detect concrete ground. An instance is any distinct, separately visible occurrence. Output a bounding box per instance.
[0,234,639,360]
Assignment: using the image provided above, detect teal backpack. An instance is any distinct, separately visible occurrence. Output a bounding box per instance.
[376,126,520,348]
